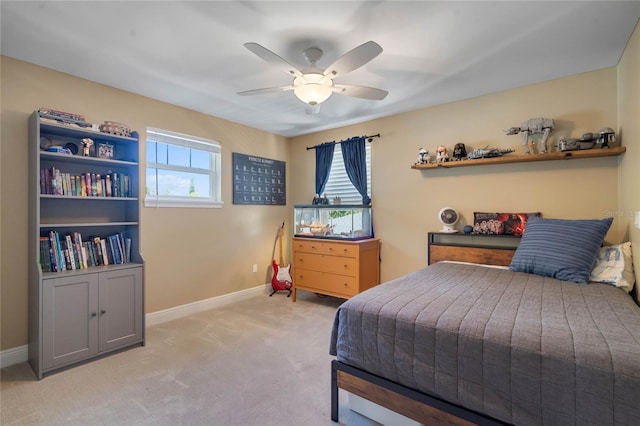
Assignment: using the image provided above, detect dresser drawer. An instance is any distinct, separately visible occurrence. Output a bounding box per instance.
[293,239,357,257]
[293,268,357,296]
[294,253,357,276]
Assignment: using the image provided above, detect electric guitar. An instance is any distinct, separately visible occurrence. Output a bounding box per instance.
[271,221,292,297]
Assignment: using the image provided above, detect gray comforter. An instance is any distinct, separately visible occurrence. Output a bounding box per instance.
[330,262,640,425]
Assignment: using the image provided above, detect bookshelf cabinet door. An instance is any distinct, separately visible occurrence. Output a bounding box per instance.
[42,274,99,370]
[98,266,143,352]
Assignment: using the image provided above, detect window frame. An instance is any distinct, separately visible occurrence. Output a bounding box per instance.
[144,127,222,208]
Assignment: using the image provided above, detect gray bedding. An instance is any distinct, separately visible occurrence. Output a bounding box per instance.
[330,262,640,425]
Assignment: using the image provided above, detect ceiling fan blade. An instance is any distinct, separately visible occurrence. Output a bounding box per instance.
[333,84,388,100]
[237,86,294,96]
[244,42,303,78]
[323,41,383,78]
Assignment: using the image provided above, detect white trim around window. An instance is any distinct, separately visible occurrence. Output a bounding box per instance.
[144,128,222,208]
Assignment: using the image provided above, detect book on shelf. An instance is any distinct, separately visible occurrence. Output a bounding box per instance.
[40,167,131,198]
[40,230,134,272]
[100,238,110,265]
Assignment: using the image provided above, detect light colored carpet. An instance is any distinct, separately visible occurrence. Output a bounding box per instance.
[1,290,379,426]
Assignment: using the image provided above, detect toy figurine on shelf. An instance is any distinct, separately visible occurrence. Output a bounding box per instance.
[452,143,467,161]
[557,127,617,152]
[598,128,616,148]
[416,147,430,164]
[505,117,554,154]
[467,146,515,159]
[81,138,94,156]
[435,145,449,163]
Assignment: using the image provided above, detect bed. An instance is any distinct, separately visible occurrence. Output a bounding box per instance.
[330,217,640,425]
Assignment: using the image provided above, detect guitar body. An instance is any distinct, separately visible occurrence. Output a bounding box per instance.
[271,259,292,291]
[270,222,292,297]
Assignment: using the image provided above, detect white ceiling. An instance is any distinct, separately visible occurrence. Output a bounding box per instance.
[1,1,639,138]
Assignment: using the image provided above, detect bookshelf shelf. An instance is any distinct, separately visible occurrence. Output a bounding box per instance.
[40,222,139,228]
[40,194,138,201]
[40,151,138,167]
[41,262,143,278]
[29,111,144,379]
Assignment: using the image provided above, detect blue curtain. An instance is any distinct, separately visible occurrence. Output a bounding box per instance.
[340,136,371,205]
[315,142,335,197]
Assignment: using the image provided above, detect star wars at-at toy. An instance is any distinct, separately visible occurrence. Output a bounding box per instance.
[505,117,554,154]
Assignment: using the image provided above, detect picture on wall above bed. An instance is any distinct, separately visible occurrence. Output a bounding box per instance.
[473,211,541,236]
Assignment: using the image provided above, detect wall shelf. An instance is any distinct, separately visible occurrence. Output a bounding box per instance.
[411,146,626,170]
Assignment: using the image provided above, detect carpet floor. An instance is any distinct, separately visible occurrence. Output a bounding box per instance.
[1,290,380,426]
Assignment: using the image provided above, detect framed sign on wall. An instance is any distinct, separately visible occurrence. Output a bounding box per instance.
[232,152,286,205]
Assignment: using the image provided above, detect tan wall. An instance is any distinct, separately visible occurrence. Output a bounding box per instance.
[0,57,290,350]
[290,67,623,283]
[617,20,640,295]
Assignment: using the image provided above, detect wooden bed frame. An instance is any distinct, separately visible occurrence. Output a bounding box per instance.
[331,241,519,425]
[331,360,508,426]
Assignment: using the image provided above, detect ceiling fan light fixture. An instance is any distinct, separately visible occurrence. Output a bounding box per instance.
[293,73,333,105]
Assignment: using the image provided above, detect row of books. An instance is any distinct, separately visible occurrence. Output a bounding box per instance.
[40,167,131,198]
[40,231,132,272]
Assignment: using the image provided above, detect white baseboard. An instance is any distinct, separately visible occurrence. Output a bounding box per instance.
[0,344,28,368]
[0,284,270,369]
[145,283,269,326]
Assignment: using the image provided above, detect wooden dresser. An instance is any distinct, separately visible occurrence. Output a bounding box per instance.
[291,237,380,302]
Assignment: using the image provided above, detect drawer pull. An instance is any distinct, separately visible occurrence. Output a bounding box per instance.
[343,283,349,287]
[343,249,348,254]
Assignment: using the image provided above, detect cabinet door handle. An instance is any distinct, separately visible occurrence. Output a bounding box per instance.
[90,312,97,318]
[100,310,106,315]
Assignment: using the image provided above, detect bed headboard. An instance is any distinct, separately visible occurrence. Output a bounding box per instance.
[428,232,520,267]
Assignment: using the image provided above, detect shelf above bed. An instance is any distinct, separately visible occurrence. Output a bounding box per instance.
[411,146,626,170]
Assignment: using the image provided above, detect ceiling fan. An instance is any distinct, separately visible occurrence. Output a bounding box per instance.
[237,41,388,111]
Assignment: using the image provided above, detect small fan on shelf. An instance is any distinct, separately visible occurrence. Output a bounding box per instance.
[439,207,459,233]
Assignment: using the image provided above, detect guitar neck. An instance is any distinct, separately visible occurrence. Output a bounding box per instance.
[278,229,284,266]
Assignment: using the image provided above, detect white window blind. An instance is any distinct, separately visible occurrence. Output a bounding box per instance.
[323,143,371,205]
[145,128,222,208]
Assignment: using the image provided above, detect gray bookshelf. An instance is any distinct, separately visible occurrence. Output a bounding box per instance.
[28,112,144,379]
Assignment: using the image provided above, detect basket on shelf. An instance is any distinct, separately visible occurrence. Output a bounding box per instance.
[99,121,131,137]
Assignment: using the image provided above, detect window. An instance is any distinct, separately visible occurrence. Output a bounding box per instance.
[323,143,371,204]
[145,128,222,208]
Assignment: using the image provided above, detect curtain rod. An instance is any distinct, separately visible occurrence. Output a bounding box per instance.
[305,134,380,150]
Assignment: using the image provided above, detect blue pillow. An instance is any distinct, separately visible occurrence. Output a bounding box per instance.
[509,217,613,283]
